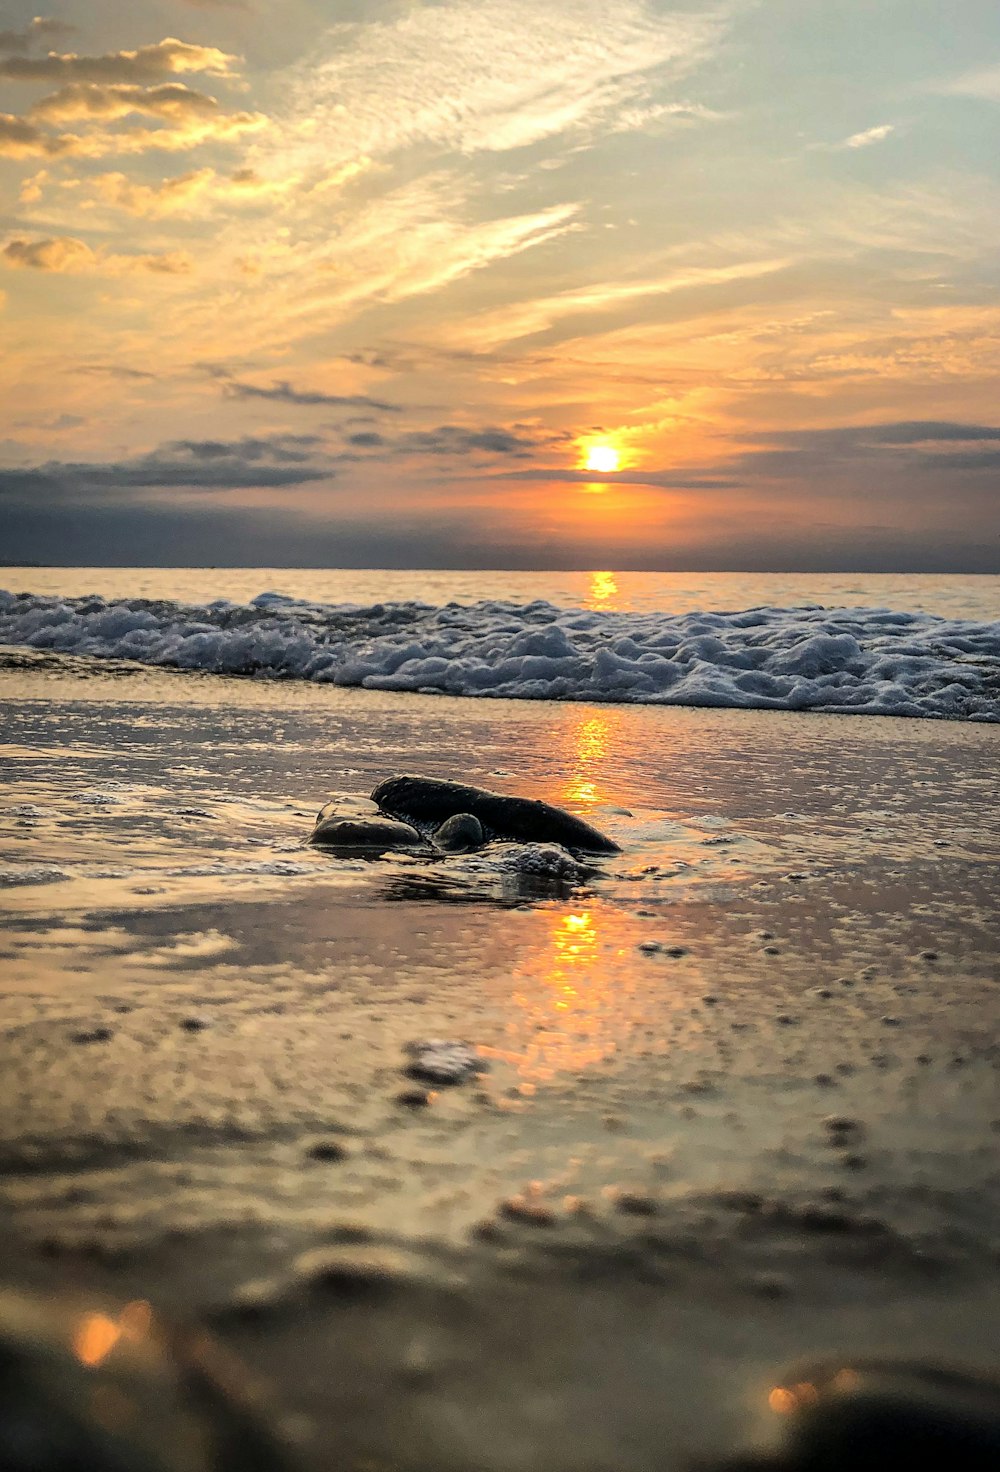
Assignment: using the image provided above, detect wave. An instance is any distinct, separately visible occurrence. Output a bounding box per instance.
[1,588,998,720]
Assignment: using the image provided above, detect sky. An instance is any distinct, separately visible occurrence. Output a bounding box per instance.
[1,0,999,571]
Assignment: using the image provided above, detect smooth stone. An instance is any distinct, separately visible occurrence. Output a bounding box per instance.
[0,1286,292,1472]
[309,816,424,850]
[742,1358,1000,1471]
[433,812,484,852]
[314,794,382,825]
[371,774,621,853]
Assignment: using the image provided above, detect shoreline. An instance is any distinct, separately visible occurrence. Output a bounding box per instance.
[1,661,998,1468]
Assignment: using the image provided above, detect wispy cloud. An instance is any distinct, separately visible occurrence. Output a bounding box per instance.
[932,64,1000,101]
[216,371,402,414]
[278,0,726,166]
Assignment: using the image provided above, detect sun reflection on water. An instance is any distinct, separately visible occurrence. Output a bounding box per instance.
[588,570,619,606]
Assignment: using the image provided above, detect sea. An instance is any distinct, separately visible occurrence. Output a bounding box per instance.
[2,567,1000,1468]
[1,568,998,721]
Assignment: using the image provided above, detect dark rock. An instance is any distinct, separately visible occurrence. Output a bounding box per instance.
[0,1286,293,1472]
[731,1358,1000,1472]
[371,774,620,853]
[433,812,484,852]
[309,815,424,850]
[70,1027,112,1045]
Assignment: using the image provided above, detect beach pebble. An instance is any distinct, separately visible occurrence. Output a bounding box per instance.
[432,812,484,852]
[613,1190,659,1216]
[310,815,424,850]
[638,940,663,954]
[498,1195,557,1227]
[394,1086,431,1108]
[179,1016,211,1032]
[403,1039,488,1085]
[824,1115,864,1139]
[306,1138,349,1162]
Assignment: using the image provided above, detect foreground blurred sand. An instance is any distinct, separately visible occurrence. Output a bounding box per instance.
[1,651,998,1470]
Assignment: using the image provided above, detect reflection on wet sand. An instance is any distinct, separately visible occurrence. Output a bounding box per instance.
[562,709,615,809]
[490,905,671,1084]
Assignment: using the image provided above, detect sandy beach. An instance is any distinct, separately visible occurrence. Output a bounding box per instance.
[2,647,998,1469]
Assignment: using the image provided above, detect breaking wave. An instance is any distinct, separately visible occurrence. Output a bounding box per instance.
[1,588,998,721]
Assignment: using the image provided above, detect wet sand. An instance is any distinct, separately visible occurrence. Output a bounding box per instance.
[1,651,999,1470]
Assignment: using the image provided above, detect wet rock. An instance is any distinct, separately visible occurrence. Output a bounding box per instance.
[180,1016,211,1032]
[309,815,424,850]
[403,1039,489,1085]
[735,1357,1000,1472]
[371,774,621,853]
[0,1285,293,1472]
[70,1026,113,1045]
[432,812,484,852]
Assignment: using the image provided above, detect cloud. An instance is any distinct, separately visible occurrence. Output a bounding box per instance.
[218,373,402,413]
[0,435,329,500]
[0,37,238,85]
[78,364,157,380]
[180,0,251,9]
[3,235,94,271]
[933,64,1000,102]
[0,98,266,160]
[2,235,193,275]
[0,112,75,157]
[279,1,723,166]
[0,17,74,54]
[29,81,222,124]
[842,123,894,149]
[396,424,567,458]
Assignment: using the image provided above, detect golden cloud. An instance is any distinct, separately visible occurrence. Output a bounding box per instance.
[29,81,222,124]
[2,235,193,275]
[0,37,238,84]
[0,111,75,156]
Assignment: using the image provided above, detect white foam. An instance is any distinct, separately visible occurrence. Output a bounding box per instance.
[1,589,997,721]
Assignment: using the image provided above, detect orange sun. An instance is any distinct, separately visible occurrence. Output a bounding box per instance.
[584,443,620,473]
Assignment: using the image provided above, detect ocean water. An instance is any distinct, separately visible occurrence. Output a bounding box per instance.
[1,568,998,720]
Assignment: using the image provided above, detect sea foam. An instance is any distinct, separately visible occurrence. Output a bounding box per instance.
[0,589,997,721]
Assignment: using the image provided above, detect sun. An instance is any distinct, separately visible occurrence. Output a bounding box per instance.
[584,443,620,473]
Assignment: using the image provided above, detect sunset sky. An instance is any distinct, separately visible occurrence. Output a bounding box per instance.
[1,0,999,570]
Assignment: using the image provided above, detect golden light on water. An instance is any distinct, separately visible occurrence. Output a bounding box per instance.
[588,570,619,605]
